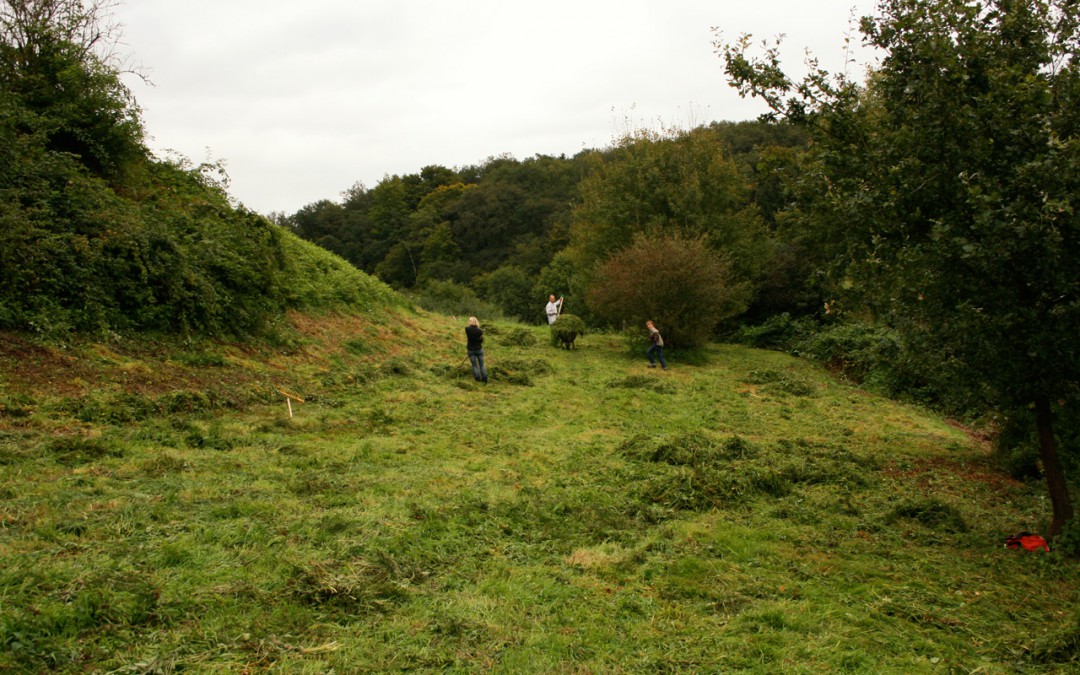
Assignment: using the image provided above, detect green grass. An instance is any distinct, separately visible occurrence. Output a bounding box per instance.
[0,312,1077,673]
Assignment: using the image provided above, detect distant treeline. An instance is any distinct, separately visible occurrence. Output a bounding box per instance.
[278,121,813,328]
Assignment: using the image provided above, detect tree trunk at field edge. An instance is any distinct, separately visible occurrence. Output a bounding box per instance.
[1035,396,1074,539]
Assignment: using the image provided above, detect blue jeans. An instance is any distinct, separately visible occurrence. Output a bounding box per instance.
[647,344,667,369]
[468,349,488,382]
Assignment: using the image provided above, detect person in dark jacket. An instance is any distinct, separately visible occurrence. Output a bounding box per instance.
[465,316,488,383]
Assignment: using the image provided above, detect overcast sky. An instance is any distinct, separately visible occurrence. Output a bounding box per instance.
[114,1,878,215]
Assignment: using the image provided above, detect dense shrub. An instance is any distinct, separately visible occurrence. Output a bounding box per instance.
[411,280,502,320]
[586,234,751,347]
[793,323,901,380]
[992,400,1080,483]
[477,265,535,322]
[0,4,398,339]
[731,312,815,350]
[533,252,587,324]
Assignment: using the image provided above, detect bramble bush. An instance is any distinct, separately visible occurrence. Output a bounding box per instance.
[586,234,750,348]
[0,2,397,339]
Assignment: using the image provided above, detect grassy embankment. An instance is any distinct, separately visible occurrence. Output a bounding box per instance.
[1,290,1078,671]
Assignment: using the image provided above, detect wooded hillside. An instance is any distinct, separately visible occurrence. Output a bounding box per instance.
[0,0,396,338]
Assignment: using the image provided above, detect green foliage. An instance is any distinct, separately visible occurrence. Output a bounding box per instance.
[278,230,399,312]
[284,125,807,322]
[993,400,1080,482]
[722,0,1080,533]
[795,323,901,383]
[730,312,815,350]
[288,199,354,261]
[548,313,585,349]
[586,234,750,347]
[1050,518,1080,559]
[287,154,583,291]
[568,127,768,286]
[0,152,290,336]
[0,2,401,339]
[0,0,145,180]
[417,221,467,284]
[373,241,419,288]
[477,264,535,321]
[411,280,502,319]
[992,408,1043,481]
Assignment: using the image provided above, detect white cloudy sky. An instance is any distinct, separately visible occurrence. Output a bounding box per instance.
[114,1,878,215]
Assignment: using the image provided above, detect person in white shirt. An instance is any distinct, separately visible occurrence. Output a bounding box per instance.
[545,294,564,325]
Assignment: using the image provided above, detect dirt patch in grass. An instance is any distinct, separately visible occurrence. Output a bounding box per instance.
[0,330,290,406]
[883,456,1022,491]
[0,334,98,397]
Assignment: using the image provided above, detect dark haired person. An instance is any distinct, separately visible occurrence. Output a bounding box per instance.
[465,316,488,383]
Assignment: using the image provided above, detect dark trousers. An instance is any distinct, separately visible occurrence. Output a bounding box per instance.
[468,349,488,382]
[647,344,667,369]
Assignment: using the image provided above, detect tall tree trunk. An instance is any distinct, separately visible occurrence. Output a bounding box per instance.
[1034,395,1074,539]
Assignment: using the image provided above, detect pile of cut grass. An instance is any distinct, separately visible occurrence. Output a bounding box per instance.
[0,312,1077,672]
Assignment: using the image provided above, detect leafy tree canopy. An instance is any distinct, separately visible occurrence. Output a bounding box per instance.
[721,0,1080,536]
[568,127,768,286]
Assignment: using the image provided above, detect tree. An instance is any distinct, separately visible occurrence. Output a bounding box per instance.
[568,126,768,286]
[288,200,347,256]
[374,241,418,288]
[721,0,1080,537]
[586,234,750,347]
[477,264,535,322]
[0,0,144,179]
[417,221,466,284]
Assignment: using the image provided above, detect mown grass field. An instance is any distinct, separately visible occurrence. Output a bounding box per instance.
[1,308,1077,673]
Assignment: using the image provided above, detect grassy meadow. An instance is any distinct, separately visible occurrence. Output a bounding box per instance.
[1,307,1077,673]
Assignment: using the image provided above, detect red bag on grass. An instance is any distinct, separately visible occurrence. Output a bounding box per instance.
[1005,531,1050,552]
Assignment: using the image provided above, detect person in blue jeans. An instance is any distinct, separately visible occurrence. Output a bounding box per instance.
[465,316,488,383]
[646,320,668,370]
